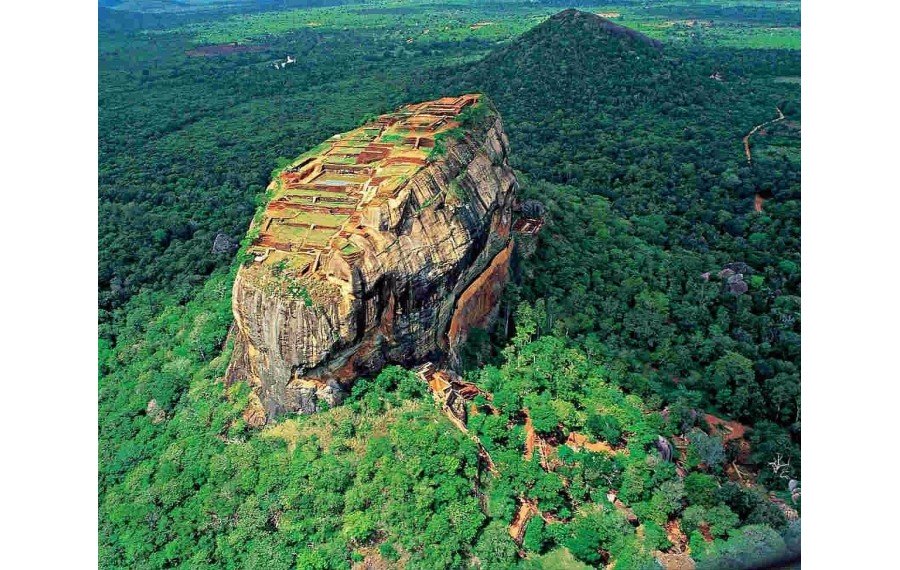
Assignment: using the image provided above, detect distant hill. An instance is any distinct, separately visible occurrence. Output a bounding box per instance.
[427,8,713,186]
[467,8,667,107]
[542,8,662,48]
[408,8,802,433]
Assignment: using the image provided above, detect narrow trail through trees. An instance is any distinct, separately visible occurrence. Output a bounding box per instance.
[743,107,785,213]
[743,106,785,164]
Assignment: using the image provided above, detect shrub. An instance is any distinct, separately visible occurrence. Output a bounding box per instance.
[697,524,787,570]
[473,521,518,568]
[642,521,671,551]
[684,472,719,507]
[683,504,739,538]
[687,428,725,470]
[523,516,547,553]
[585,412,623,444]
[565,509,631,565]
[379,542,399,561]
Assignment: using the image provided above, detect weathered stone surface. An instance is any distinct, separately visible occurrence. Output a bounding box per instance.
[226,96,518,422]
[212,232,238,254]
[145,399,166,424]
[727,274,749,295]
[723,261,754,276]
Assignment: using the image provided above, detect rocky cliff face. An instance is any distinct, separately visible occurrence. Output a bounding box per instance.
[226,96,518,423]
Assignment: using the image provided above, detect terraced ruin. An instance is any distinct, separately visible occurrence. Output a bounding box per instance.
[243,94,481,302]
[229,94,520,422]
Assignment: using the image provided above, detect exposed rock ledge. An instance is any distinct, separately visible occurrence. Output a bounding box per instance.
[225,95,518,423]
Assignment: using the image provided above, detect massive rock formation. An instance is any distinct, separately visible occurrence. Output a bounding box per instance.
[226,95,518,423]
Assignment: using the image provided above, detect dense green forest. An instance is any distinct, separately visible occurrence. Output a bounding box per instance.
[411,8,801,431]
[99,2,800,568]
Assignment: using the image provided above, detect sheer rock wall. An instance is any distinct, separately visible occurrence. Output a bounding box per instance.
[226,107,517,423]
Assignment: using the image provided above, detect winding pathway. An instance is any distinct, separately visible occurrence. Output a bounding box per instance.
[743,107,785,164]
[744,107,786,213]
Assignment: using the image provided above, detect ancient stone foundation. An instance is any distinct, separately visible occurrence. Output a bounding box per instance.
[225,95,518,423]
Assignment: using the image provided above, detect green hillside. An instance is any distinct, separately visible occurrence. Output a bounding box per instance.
[410,6,800,441]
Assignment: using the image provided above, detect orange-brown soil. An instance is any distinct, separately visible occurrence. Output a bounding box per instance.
[524,411,537,461]
[666,519,688,552]
[703,413,746,443]
[565,431,615,454]
[508,499,538,543]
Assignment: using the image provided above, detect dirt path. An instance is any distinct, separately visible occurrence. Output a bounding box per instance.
[742,107,785,164]
[753,194,765,212]
[444,407,498,475]
[415,364,498,474]
[508,499,538,543]
[523,411,537,460]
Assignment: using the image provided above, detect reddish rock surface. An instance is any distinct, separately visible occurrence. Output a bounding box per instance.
[448,242,512,350]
